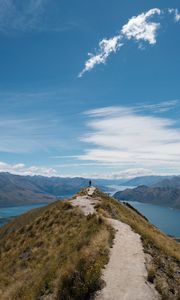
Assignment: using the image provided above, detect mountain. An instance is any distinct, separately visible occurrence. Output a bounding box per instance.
[114,185,180,209]
[0,172,55,206]
[0,188,179,299]
[1,172,180,208]
[0,172,113,207]
[0,173,91,206]
[27,175,91,196]
[123,175,171,187]
[152,176,180,188]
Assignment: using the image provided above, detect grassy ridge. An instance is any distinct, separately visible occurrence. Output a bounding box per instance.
[0,189,180,299]
[93,190,180,300]
[0,200,114,299]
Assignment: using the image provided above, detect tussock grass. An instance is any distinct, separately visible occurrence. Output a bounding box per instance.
[1,188,179,299]
[94,190,180,300]
[0,199,114,300]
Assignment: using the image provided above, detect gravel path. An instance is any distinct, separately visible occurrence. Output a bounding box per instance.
[95,218,160,300]
[71,187,97,215]
[71,187,159,300]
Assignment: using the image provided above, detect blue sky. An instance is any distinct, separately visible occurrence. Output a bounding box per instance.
[0,0,180,178]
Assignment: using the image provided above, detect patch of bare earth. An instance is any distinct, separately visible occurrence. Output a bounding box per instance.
[95,218,160,300]
[72,187,159,300]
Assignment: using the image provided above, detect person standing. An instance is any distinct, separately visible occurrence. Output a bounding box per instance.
[89,180,92,187]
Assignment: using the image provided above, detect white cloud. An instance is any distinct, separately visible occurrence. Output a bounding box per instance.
[84,100,180,118]
[0,161,58,177]
[0,161,176,180]
[79,105,180,171]
[84,106,133,117]
[121,8,161,44]
[79,8,180,76]
[79,36,123,77]
[175,10,180,22]
[93,168,154,180]
[64,168,154,180]
[168,8,180,22]
[137,100,180,113]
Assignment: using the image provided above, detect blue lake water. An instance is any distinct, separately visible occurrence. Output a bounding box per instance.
[107,185,180,237]
[123,201,180,237]
[0,203,47,227]
[0,195,180,238]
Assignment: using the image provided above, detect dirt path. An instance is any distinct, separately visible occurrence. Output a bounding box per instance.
[71,188,159,300]
[95,218,159,300]
[71,187,97,215]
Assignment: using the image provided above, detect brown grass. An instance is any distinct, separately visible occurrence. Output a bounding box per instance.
[0,200,114,300]
[0,188,179,299]
[93,189,180,300]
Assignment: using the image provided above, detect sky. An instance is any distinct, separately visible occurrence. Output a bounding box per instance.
[0,0,180,179]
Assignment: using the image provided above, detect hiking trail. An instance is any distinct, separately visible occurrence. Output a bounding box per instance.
[71,187,159,300]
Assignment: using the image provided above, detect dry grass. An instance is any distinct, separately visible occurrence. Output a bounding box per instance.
[93,190,180,300]
[0,200,114,300]
[1,188,179,299]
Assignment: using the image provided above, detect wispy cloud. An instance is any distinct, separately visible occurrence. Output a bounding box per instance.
[0,116,65,153]
[88,168,154,180]
[0,0,49,33]
[0,1,80,34]
[79,103,180,172]
[135,100,180,114]
[54,167,154,179]
[85,100,180,117]
[79,36,123,77]
[79,8,180,76]
[0,161,58,177]
[168,8,180,22]
[175,10,180,22]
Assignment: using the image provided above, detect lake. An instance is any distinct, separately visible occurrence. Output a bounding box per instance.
[0,193,180,238]
[122,201,180,237]
[0,203,47,227]
[107,185,136,193]
[107,185,180,237]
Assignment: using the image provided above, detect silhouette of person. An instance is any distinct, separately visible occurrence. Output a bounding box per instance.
[89,180,92,187]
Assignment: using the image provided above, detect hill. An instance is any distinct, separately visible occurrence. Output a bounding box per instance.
[152,176,180,188]
[114,185,180,209]
[123,175,171,187]
[0,173,92,206]
[0,188,179,299]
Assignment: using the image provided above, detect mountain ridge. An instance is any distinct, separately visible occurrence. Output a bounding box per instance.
[0,188,179,299]
[122,175,172,187]
[114,185,180,209]
[0,172,95,206]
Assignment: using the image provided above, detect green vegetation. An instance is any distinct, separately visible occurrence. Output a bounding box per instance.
[93,190,180,300]
[0,199,114,299]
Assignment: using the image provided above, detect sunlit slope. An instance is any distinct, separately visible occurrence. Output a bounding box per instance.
[0,189,179,299]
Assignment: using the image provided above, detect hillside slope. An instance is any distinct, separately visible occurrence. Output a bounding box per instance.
[114,185,180,209]
[0,188,179,299]
[123,175,171,187]
[152,176,180,188]
[0,173,90,206]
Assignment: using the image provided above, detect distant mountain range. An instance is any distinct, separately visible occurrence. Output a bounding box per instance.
[114,176,180,209]
[1,172,180,208]
[152,176,180,188]
[0,173,93,207]
[122,175,171,187]
[92,176,171,187]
